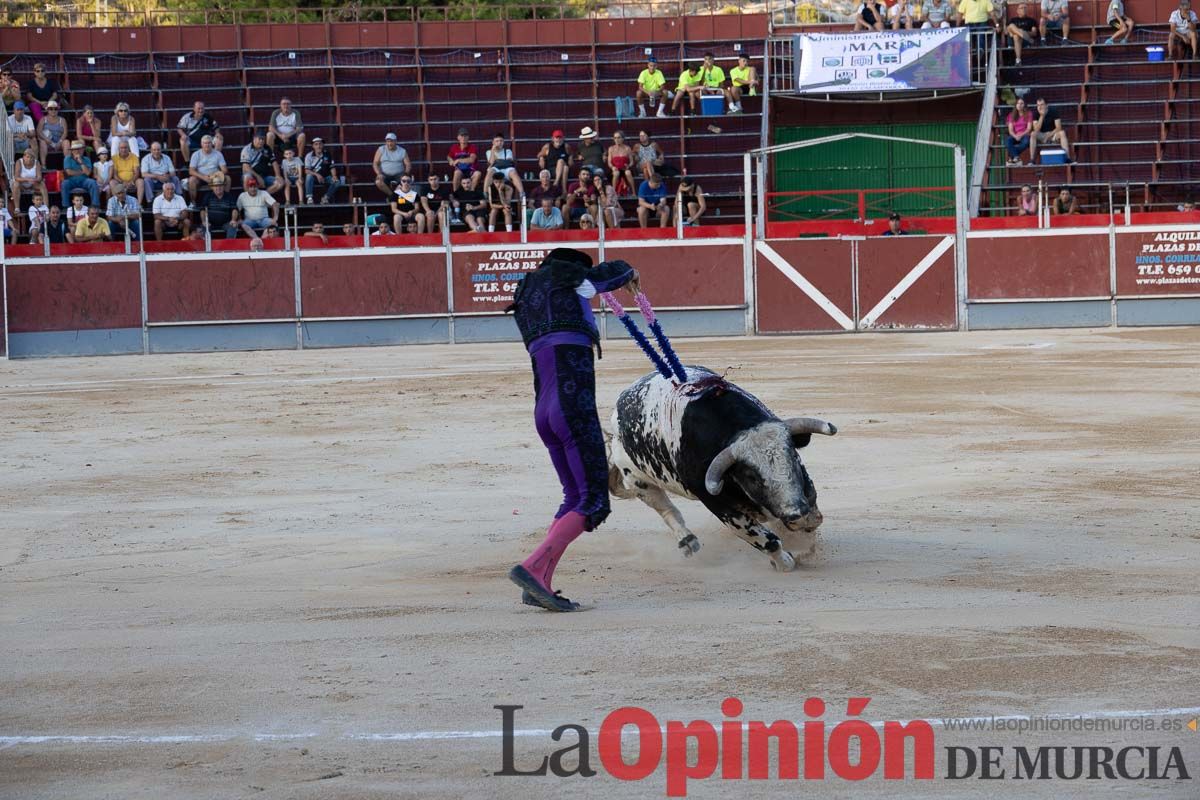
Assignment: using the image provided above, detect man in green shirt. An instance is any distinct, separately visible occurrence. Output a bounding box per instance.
[728,54,758,113]
[636,56,668,118]
[671,63,703,114]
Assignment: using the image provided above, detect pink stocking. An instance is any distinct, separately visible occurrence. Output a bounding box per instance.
[521,511,588,592]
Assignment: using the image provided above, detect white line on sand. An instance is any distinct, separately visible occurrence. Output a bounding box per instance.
[3,706,1198,748]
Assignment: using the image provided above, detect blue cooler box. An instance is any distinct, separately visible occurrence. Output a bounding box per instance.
[1040,147,1067,165]
[700,94,725,116]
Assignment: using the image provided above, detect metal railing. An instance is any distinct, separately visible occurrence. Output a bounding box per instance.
[968,29,998,217]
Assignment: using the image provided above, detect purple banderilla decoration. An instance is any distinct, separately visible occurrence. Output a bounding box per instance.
[600,291,688,383]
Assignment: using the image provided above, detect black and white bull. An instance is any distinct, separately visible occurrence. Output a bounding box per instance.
[607,367,836,571]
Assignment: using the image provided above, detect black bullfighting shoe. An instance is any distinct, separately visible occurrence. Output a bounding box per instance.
[508,565,581,612]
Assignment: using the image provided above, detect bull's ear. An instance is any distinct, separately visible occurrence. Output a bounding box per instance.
[791,432,812,449]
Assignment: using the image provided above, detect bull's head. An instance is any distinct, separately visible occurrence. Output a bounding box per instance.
[704,418,836,532]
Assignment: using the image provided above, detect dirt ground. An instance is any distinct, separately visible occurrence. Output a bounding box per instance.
[1,327,1199,799]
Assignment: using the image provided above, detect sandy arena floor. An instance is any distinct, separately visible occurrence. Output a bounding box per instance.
[1,327,1199,799]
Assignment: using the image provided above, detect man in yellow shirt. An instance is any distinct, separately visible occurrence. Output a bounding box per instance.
[110,139,143,206]
[728,53,758,113]
[671,63,703,114]
[73,207,112,243]
[957,0,999,28]
[636,56,668,118]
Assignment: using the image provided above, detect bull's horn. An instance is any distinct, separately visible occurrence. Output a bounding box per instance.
[704,445,738,495]
[785,417,837,437]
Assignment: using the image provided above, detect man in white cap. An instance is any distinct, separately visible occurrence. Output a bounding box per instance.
[575,127,606,177]
[374,133,411,198]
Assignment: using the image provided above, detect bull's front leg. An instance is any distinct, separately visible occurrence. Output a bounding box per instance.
[635,481,702,557]
[723,516,796,572]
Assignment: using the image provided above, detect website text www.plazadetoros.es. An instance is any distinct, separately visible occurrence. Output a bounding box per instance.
[494,699,1195,796]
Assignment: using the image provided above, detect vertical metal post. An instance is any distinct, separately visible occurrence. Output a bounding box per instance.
[202,209,211,252]
[1124,183,1131,226]
[444,219,455,344]
[1,260,7,359]
[742,151,755,335]
[1108,187,1118,328]
[953,145,969,331]
[293,248,303,350]
[138,250,149,355]
[755,152,767,241]
[676,187,684,238]
[519,193,528,243]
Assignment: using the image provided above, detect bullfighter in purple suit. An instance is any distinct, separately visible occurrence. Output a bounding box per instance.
[506,247,639,611]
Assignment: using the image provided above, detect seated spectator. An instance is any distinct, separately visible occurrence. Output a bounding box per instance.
[1168,0,1198,59]
[66,191,90,229]
[698,53,728,105]
[487,178,515,232]
[596,176,624,228]
[34,204,69,245]
[236,177,279,241]
[303,222,329,243]
[855,0,886,30]
[108,102,140,158]
[671,63,704,113]
[61,142,100,207]
[563,167,599,225]
[447,128,482,190]
[340,223,360,238]
[890,0,918,30]
[1031,97,1072,161]
[537,130,573,194]
[1005,98,1034,165]
[111,140,143,205]
[676,176,707,226]
[177,101,221,163]
[74,206,112,243]
[575,127,607,177]
[607,131,636,195]
[279,146,304,205]
[26,197,51,243]
[923,0,953,27]
[958,0,999,30]
[261,224,279,240]
[152,182,191,240]
[187,135,228,202]
[728,54,758,113]
[392,175,427,233]
[371,221,393,236]
[530,196,564,231]
[636,56,668,118]
[76,105,104,157]
[527,169,562,211]
[578,213,596,231]
[1039,0,1070,40]
[200,173,239,238]
[14,148,49,207]
[93,147,115,202]
[141,142,182,200]
[24,63,62,123]
[1007,4,1038,64]
[8,101,38,160]
[882,211,906,235]
[451,175,486,233]
[266,97,305,157]
[36,100,68,167]
[1,67,21,112]
[240,131,282,195]
[105,182,142,241]
[1105,0,1135,43]
[303,138,343,204]
[1181,200,1196,212]
[484,134,525,197]
[1052,187,1079,214]
[373,133,411,198]
[1016,184,1038,215]
[1,202,13,245]
[420,173,452,232]
[634,130,664,180]
[637,173,670,228]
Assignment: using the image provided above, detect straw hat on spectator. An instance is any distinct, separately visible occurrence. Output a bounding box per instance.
[579,126,598,140]
[70,140,84,149]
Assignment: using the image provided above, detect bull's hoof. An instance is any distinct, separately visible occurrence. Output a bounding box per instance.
[678,534,701,557]
[769,550,797,572]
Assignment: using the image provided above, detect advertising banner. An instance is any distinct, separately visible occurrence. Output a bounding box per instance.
[794,28,970,94]
[1116,230,1200,295]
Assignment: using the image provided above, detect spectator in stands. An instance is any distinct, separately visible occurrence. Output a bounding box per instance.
[261,224,279,240]
[236,177,279,240]
[109,102,140,158]
[303,138,343,204]
[528,169,562,211]
[177,101,222,164]
[537,130,573,194]
[371,221,393,236]
[923,0,953,27]
[452,175,487,233]
[36,100,68,167]
[373,133,411,198]
[530,196,564,230]
[34,204,68,246]
[575,127,607,178]
[728,54,758,113]
[564,167,599,226]
[637,173,670,228]
[958,0,999,30]
[855,0,886,31]
[607,131,636,195]
[24,63,62,124]
[634,130,665,180]
[391,175,427,234]
[303,222,329,243]
[578,213,596,230]
[27,196,50,241]
[1004,98,1034,165]
[1,67,21,112]
[1180,200,1196,211]
[1052,186,1079,214]
[447,128,482,190]
[110,141,143,205]
[200,173,238,239]
[94,147,115,202]
[595,175,624,228]
[13,148,49,208]
[8,101,37,160]
[882,211,906,235]
[699,53,727,105]
[484,134,525,198]
[0,201,13,245]
[187,135,228,203]
[420,173,453,232]
[340,223,360,238]
[1031,97,1072,161]
[240,132,283,196]
[105,182,141,241]
[636,56,668,118]
[152,181,191,240]
[676,176,707,226]
[76,105,103,157]
[1168,0,1199,59]
[1016,184,1038,215]
[890,0,918,30]
[1007,4,1038,64]
[267,97,305,158]
[1039,0,1070,41]
[141,142,181,201]
[1105,0,1135,43]
[672,63,704,114]
[487,178,515,233]
[61,141,100,208]
[279,146,304,205]
[73,206,112,243]
[66,191,89,229]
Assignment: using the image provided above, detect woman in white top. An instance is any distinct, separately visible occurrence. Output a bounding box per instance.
[14,148,49,206]
[108,103,139,157]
